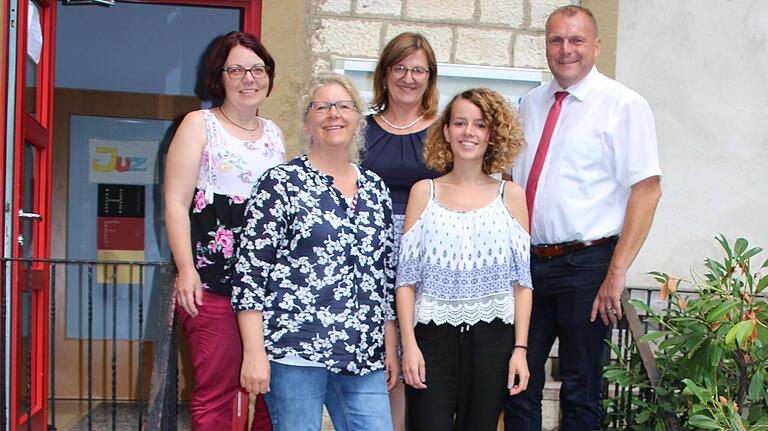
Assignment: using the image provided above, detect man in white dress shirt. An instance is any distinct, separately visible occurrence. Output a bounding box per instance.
[504,5,662,430]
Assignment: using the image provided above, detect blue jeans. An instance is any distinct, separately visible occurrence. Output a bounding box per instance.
[264,362,392,431]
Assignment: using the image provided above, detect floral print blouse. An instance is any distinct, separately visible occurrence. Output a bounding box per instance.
[231,155,396,375]
[190,109,284,297]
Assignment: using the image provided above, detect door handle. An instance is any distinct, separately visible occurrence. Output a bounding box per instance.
[18,210,43,221]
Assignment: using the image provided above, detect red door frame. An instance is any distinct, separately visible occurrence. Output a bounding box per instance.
[4,1,262,428]
[8,0,56,428]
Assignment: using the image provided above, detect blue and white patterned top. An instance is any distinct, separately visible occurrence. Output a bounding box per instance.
[231,155,396,375]
[396,179,532,326]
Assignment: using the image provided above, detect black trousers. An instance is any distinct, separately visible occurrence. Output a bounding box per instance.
[405,319,515,431]
[504,240,615,431]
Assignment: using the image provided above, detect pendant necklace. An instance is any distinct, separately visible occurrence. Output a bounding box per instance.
[379,113,424,130]
[219,106,259,138]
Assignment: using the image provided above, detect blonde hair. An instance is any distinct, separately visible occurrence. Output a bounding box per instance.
[370,32,439,117]
[299,73,367,163]
[423,88,524,174]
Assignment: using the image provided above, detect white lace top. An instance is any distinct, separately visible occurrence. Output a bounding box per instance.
[396,179,532,326]
[196,109,285,199]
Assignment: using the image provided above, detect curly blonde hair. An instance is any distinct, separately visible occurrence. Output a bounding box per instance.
[423,88,524,174]
[299,72,367,163]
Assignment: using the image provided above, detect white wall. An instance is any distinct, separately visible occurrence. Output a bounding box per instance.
[616,0,768,285]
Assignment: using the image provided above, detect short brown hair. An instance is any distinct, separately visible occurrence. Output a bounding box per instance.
[423,88,524,175]
[371,32,439,117]
[205,31,276,99]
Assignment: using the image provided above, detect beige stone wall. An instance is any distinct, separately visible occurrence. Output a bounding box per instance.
[309,0,572,71]
[262,0,622,157]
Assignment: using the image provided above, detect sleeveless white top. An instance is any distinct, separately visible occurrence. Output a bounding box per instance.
[396,179,532,326]
[196,109,285,199]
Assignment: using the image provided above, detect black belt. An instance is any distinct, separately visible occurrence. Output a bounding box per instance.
[531,236,618,259]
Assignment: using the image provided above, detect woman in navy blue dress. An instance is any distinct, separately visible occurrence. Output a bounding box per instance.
[361,32,441,430]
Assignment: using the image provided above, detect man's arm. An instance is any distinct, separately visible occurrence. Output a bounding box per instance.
[590,175,662,325]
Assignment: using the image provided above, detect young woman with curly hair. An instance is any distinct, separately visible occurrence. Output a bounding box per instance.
[396,88,533,430]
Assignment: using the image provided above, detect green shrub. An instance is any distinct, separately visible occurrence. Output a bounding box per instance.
[603,235,768,430]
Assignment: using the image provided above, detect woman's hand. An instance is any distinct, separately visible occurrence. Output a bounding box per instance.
[384,351,401,391]
[240,350,270,395]
[507,348,530,396]
[401,344,427,389]
[174,268,203,317]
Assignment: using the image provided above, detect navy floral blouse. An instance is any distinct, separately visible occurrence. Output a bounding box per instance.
[231,155,396,375]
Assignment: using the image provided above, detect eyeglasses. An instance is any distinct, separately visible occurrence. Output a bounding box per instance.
[221,65,270,80]
[391,65,429,80]
[307,100,358,114]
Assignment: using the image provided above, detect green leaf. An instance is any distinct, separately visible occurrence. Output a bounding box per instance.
[757,275,768,294]
[628,298,655,316]
[716,234,731,259]
[636,409,651,424]
[734,238,748,256]
[683,379,712,403]
[725,320,754,347]
[762,257,768,269]
[705,301,735,323]
[743,246,763,260]
[687,414,722,429]
[639,331,668,343]
[749,370,766,401]
[705,258,726,278]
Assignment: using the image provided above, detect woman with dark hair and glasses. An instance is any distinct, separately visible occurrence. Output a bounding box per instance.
[232,73,398,431]
[360,32,442,429]
[164,31,283,430]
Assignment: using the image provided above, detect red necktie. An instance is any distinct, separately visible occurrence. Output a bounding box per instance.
[525,91,569,229]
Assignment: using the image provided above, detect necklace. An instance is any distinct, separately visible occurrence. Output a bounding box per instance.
[219,106,259,137]
[379,113,424,130]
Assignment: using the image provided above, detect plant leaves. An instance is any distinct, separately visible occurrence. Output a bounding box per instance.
[757,275,768,294]
[683,379,712,403]
[743,246,763,260]
[705,301,737,323]
[725,320,754,348]
[639,331,667,343]
[687,414,722,429]
[749,370,765,402]
[734,238,748,256]
[717,234,732,260]
[629,298,654,315]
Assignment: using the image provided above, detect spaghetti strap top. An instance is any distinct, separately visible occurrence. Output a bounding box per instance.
[397,179,532,326]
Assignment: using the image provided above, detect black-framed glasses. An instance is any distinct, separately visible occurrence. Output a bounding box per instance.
[391,64,429,80]
[307,100,358,114]
[221,65,270,80]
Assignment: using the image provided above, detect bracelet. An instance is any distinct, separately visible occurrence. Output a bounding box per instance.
[513,345,528,351]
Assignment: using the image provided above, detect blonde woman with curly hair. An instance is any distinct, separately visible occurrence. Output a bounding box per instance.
[396,88,533,430]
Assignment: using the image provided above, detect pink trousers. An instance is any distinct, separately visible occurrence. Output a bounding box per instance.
[178,291,271,430]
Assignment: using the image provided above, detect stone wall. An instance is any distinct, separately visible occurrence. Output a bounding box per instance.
[262,0,574,156]
[308,0,572,74]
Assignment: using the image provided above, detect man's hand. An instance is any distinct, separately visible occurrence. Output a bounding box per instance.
[590,268,625,326]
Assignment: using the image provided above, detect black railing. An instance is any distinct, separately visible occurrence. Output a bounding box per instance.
[0,258,691,431]
[602,285,684,430]
[0,257,174,431]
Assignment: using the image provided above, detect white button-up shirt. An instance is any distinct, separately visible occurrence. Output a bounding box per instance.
[513,67,661,245]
